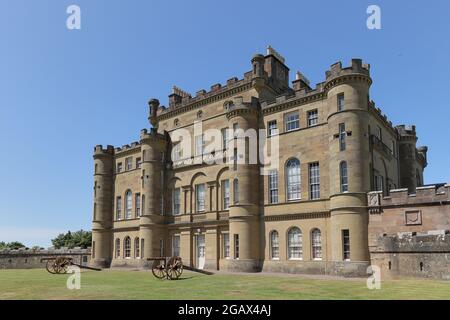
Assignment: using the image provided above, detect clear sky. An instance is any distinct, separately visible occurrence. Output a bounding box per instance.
[1,0,449,247]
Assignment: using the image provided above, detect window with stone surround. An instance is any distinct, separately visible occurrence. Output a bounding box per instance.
[135,193,141,217]
[117,162,123,173]
[125,190,132,219]
[124,237,131,258]
[136,157,142,169]
[337,93,345,111]
[312,228,322,260]
[286,158,301,200]
[223,233,230,258]
[222,180,230,210]
[116,196,122,220]
[172,235,180,257]
[270,230,280,259]
[196,184,205,212]
[339,123,346,151]
[342,229,350,261]
[269,170,279,204]
[115,238,120,258]
[309,162,320,200]
[284,112,300,132]
[172,188,181,215]
[307,109,318,126]
[134,237,140,259]
[268,120,278,136]
[288,227,302,260]
[340,161,348,193]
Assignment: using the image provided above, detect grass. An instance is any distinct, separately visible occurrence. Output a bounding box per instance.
[0,269,449,300]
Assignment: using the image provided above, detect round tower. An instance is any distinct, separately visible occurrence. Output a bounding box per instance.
[91,145,114,268]
[225,97,261,272]
[139,99,167,268]
[396,125,419,193]
[325,59,372,267]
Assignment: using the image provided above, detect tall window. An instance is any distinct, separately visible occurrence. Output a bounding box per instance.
[288,227,302,259]
[221,128,229,150]
[311,229,322,260]
[115,238,121,258]
[116,197,122,220]
[94,163,98,174]
[267,120,278,136]
[196,184,205,212]
[136,157,142,169]
[141,194,145,215]
[135,193,141,217]
[117,162,123,173]
[172,235,180,257]
[172,142,182,161]
[222,180,230,210]
[223,234,230,258]
[92,241,96,259]
[337,93,345,111]
[172,188,181,215]
[233,123,239,138]
[339,123,346,151]
[125,157,132,171]
[309,162,320,200]
[234,234,239,259]
[307,110,318,126]
[134,237,140,258]
[195,135,205,156]
[125,190,132,219]
[286,159,301,200]
[374,174,384,192]
[342,230,350,261]
[340,161,348,193]
[124,237,131,258]
[140,239,144,259]
[233,179,239,204]
[391,140,395,156]
[159,239,164,257]
[268,170,279,204]
[376,126,382,141]
[285,112,300,132]
[270,231,280,259]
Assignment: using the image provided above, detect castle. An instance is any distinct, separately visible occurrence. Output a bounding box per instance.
[91,47,450,278]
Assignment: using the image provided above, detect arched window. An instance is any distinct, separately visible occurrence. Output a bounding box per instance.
[286,159,301,200]
[124,236,131,258]
[287,227,302,259]
[340,161,348,192]
[140,238,145,259]
[125,190,132,219]
[134,237,140,259]
[115,238,121,258]
[311,229,322,260]
[270,231,279,259]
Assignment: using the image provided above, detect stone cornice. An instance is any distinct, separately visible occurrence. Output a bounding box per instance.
[264,211,330,222]
[262,92,325,116]
[324,74,372,92]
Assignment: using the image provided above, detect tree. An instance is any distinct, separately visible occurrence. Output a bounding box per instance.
[0,241,26,250]
[51,230,92,249]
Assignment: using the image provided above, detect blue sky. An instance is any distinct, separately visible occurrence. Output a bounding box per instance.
[0,0,449,247]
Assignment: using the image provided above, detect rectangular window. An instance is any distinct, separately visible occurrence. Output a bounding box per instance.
[136,157,142,169]
[233,123,239,138]
[172,235,180,257]
[268,170,279,204]
[173,143,182,161]
[233,179,239,204]
[172,188,181,215]
[391,140,395,156]
[376,126,382,141]
[116,197,122,220]
[195,135,205,156]
[337,93,345,111]
[223,234,230,258]
[135,193,141,217]
[140,239,144,259]
[284,112,300,132]
[196,184,205,212]
[267,120,278,136]
[343,230,350,261]
[117,162,123,173]
[159,239,164,257]
[234,234,239,259]
[339,123,346,151]
[221,128,229,150]
[222,180,230,210]
[307,110,318,127]
[309,162,320,200]
[125,157,132,171]
[340,162,349,193]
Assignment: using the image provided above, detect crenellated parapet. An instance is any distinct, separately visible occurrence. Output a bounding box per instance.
[93,145,114,158]
[226,96,260,120]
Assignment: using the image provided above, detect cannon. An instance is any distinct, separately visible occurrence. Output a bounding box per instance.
[41,257,101,274]
[147,256,184,280]
[147,256,214,280]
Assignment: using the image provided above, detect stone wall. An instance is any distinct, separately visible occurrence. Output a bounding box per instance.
[0,247,91,269]
[368,184,450,280]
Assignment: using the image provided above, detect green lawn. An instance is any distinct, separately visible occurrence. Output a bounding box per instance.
[0,269,449,300]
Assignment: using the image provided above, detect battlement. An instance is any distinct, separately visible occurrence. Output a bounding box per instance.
[93,144,114,156]
[368,101,396,133]
[325,59,370,81]
[114,141,141,154]
[368,183,450,207]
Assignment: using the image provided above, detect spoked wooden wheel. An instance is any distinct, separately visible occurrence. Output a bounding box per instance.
[45,260,57,274]
[167,257,183,280]
[54,257,70,274]
[151,259,167,279]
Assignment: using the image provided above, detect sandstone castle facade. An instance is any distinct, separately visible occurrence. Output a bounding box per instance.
[91,47,449,277]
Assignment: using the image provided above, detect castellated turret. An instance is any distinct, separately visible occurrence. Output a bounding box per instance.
[91,145,114,268]
[224,96,261,272]
[139,99,168,266]
[326,59,371,263]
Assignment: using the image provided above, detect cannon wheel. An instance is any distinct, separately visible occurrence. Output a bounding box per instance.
[45,260,57,274]
[151,259,167,279]
[167,256,183,280]
[54,257,71,274]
